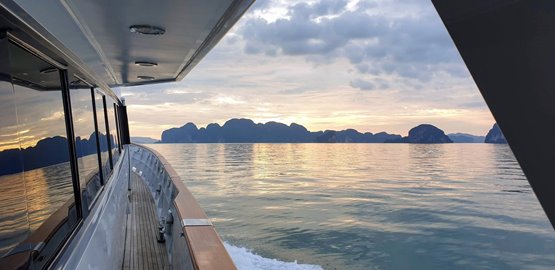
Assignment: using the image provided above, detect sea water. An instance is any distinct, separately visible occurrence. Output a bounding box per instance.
[149,144,554,270]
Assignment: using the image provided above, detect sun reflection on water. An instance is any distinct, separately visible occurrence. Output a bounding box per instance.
[151,143,555,270]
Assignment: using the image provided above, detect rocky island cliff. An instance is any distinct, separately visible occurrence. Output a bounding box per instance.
[448,133,485,143]
[484,123,507,144]
[159,119,508,144]
[385,124,453,143]
[161,118,401,143]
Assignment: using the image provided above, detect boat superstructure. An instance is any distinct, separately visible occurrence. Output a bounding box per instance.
[0,0,253,269]
[433,1,555,230]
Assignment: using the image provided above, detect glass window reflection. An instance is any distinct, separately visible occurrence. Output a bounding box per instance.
[107,98,119,163]
[0,38,26,258]
[94,90,111,179]
[69,77,101,211]
[0,42,77,266]
[114,103,122,151]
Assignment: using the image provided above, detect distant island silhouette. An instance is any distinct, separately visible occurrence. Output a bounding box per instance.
[161,118,402,143]
[131,137,159,144]
[447,133,485,143]
[484,123,507,144]
[0,132,114,176]
[128,122,512,145]
[160,118,465,144]
[0,120,509,176]
[385,124,453,143]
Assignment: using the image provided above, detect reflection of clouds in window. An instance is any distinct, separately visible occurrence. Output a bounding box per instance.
[18,135,35,141]
[0,81,18,152]
[95,92,108,140]
[0,109,16,126]
[0,127,25,151]
[0,42,76,262]
[14,84,66,149]
[0,97,16,127]
[0,139,19,150]
[94,90,110,178]
[40,111,64,121]
[1,129,31,136]
[69,82,102,188]
[107,99,118,149]
[71,89,96,139]
[0,140,18,146]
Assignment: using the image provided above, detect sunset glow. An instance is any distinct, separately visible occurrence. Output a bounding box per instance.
[122,0,495,139]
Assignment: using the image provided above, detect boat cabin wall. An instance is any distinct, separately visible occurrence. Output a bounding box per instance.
[0,25,127,269]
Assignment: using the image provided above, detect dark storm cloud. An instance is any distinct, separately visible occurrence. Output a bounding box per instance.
[240,0,463,85]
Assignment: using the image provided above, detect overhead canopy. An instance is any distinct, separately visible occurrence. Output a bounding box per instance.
[5,0,254,87]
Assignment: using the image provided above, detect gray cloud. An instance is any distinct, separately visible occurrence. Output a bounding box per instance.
[350,78,375,91]
[240,0,464,85]
[248,0,274,12]
[122,0,493,138]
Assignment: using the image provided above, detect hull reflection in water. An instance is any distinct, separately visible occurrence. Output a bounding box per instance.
[149,143,555,270]
[0,154,99,256]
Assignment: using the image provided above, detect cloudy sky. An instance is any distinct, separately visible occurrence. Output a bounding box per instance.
[121,0,494,139]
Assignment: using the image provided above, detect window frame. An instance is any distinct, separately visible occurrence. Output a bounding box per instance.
[90,87,105,186]
[68,74,104,215]
[1,35,82,269]
[102,95,114,169]
[0,17,124,267]
[93,89,112,180]
[114,103,122,152]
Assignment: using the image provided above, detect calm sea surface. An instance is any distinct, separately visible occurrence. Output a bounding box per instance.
[149,143,555,270]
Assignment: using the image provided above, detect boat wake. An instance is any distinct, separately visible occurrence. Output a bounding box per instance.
[224,242,323,270]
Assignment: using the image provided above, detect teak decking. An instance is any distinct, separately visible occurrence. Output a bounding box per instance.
[123,173,170,269]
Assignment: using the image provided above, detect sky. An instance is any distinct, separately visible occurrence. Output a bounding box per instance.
[121,0,495,140]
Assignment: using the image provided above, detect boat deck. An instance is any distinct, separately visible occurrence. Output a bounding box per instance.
[122,173,170,269]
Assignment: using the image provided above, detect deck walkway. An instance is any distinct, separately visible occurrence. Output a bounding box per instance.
[122,173,170,269]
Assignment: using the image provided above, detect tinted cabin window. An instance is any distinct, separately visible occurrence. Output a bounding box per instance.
[0,38,25,258]
[69,78,101,211]
[94,90,111,178]
[0,42,78,267]
[113,103,122,151]
[107,98,119,162]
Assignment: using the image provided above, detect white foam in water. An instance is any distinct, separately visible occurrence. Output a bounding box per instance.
[224,242,324,270]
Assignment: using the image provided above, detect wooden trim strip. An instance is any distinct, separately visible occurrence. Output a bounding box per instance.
[185,226,237,270]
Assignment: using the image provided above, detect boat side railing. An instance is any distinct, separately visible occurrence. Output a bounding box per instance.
[128,143,236,270]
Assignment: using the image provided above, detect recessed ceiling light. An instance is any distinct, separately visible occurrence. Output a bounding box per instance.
[40,67,57,74]
[129,25,165,35]
[135,61,158,67]
[137,75,155,80]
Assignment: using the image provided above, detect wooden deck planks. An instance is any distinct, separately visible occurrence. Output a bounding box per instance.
[122,173,170,270]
